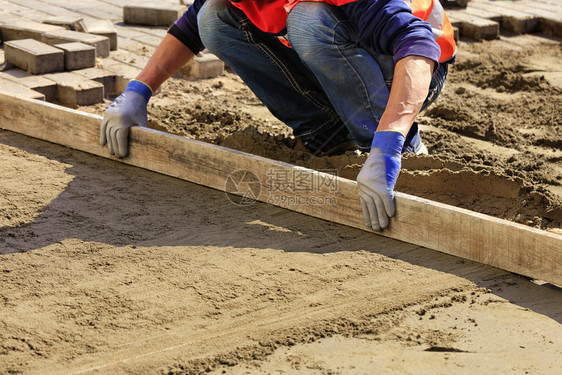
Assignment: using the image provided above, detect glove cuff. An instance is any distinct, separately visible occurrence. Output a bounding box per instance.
[371,130,405,156]
[370,130,404,193]
[124,80,154,104]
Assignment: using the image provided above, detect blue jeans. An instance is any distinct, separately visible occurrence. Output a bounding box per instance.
[198,0,447,153]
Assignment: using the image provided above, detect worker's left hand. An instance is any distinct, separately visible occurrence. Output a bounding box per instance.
[357,131,405,231]
[100,80,152,158]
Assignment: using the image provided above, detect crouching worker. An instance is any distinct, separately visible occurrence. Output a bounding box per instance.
[100,0,456,230]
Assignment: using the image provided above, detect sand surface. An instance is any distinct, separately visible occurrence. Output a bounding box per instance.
[1,30,561,375]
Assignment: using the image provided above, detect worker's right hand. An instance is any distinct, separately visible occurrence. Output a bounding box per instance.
[100,80,153,158]
[357,130,405,231]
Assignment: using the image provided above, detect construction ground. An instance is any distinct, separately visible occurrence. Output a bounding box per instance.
[0,0,561,374]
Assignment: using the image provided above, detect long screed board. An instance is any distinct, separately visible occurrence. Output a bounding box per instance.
[0,93,560,285]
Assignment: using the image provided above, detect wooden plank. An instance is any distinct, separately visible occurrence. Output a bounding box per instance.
[0,93,560,286]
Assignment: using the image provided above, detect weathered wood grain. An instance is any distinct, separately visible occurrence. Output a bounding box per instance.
[0,93,560,285]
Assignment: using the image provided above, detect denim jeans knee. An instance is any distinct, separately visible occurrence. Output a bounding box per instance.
[197,0,347,145]
[197,0,238,53]
[288,2,395,150]
[198,0,448,154]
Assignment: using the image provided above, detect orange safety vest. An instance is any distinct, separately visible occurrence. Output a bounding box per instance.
[403,0,456,62]
[231,0,456,62]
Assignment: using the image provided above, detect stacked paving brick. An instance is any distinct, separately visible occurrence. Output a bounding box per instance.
[121,3,224,79]
[0,70,57,102]
[0,19,109,69]
[0,20,63,42]
[123,3,187,27]
[0,1,227,107]
[41,29,110,58]
[0,17,114,106]
[44,72,104,107]
[54,42,96,70]
[43,16,83,31]
[4,39,64,74]
[77,19,118,51]
[444,0,562,40]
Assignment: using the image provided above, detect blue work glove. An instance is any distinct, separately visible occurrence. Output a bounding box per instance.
[357,130,405,231]
[100,80,152,158]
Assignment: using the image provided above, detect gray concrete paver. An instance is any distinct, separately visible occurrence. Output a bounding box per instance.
[113,24,148,39]
[131,34,166,48]
[4,0,82,19]
[120,25,170,38]
[0,77,46,99]
[5,38,64,74]
[0,1,28,12]
[9,10,50,21]
[0,11,23,24]
[5,0,63,17]
[0,69,57,101]
[109,49,150,69]
[0,0,228,102]
[35,0,121,20]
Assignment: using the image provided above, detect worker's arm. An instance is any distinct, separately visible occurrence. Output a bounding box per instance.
[335,0,441,230]
[100,34,195,158]
[357,55,435,230]
[376,56,435,135]
[134,33,195,92]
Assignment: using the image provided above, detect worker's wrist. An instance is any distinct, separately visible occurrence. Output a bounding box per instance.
[371,130,405,156]
[124,79,154,104]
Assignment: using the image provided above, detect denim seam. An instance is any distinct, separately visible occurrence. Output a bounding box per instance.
[332,20,380,128]
[240,19,340,137]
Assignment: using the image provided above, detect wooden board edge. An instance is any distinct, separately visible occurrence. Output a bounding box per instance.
[0,93,560,285]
